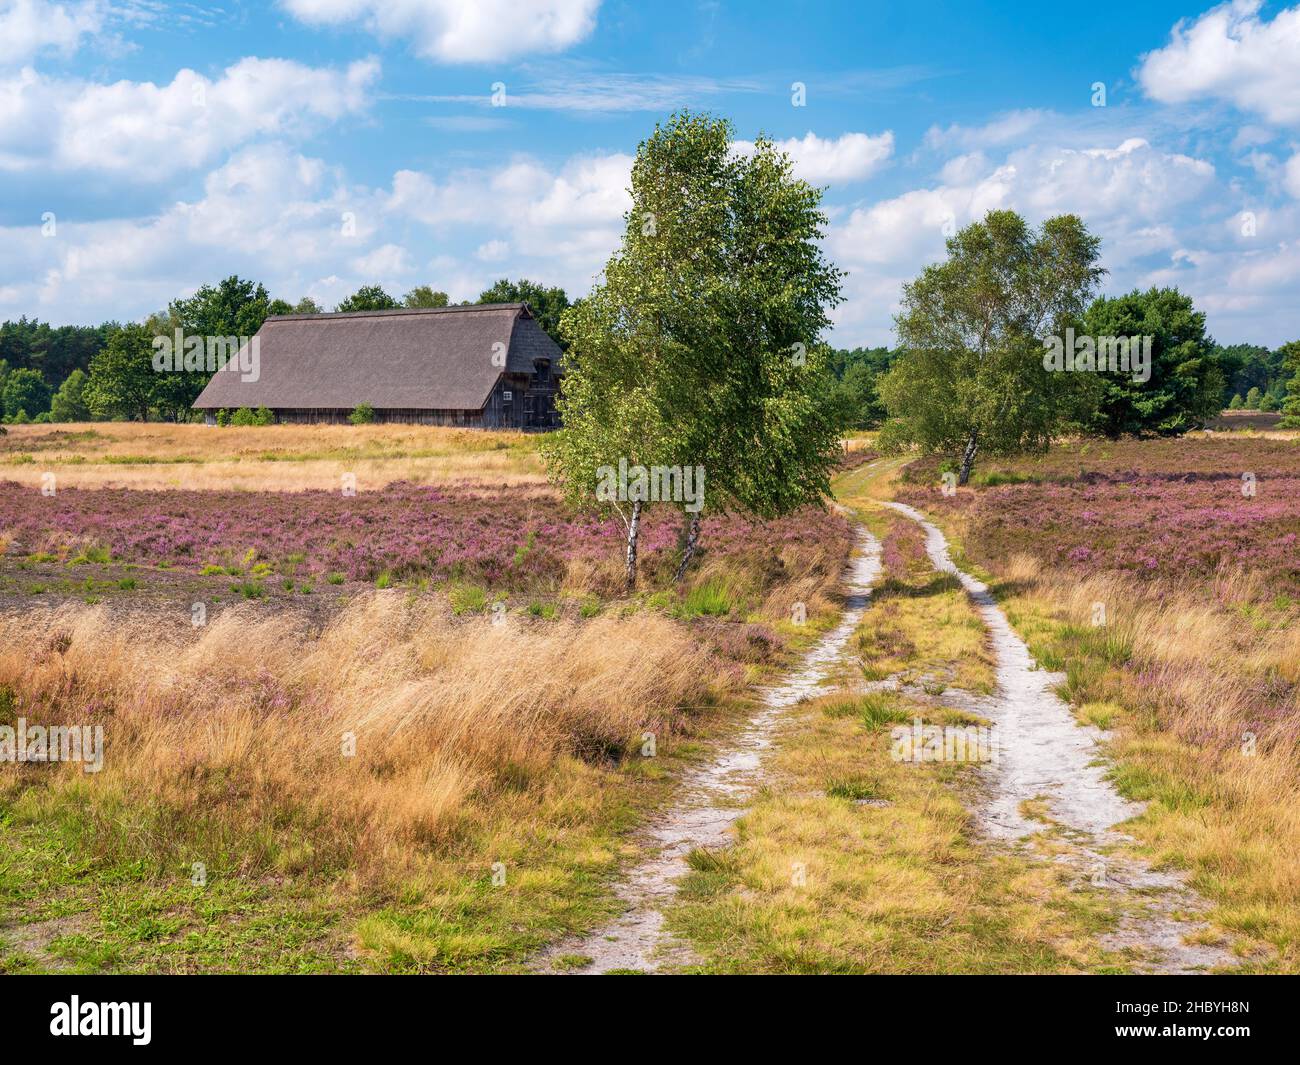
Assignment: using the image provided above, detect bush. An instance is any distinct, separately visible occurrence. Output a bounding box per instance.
[349,403,376,425]
[1228,393,1244,410]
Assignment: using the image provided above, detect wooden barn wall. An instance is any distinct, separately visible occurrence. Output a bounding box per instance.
[270,408,485,426]
[214,371,561,429]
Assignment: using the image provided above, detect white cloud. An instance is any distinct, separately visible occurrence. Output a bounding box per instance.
[383,151,631,273]
[733,131,894,184]
[0,0,103,66]
[1286,153,1300,198]
[352,242,415,279]
[923,109,1050,151]
[402,71,766,113]
[0,56,379,176]
[827,138,1220,344]
[282,0,600,63]
[0,143,632,324]
[475,239,509,261]
[1138,0,1300,124]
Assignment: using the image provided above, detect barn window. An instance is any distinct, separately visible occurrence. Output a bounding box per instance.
[502,390,513,401]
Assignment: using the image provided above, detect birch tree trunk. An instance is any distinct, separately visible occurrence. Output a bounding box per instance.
[624,499,643,590]
[957,432,979,486]
[673,511,702,583]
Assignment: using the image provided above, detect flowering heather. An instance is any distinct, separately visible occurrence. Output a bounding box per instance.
[878,515,926,581]
[0,480,851,592]
[898,438,1300,590]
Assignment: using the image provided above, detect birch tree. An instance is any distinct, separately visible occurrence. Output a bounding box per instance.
[878,211,1104,484]
[544,111,843,588]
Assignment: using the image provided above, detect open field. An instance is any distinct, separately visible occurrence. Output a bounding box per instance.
[3,425,1296,974]
[0,424,857,973]
[0,423,546,491]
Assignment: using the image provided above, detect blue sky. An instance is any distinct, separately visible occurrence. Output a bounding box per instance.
[1,0,1298,348]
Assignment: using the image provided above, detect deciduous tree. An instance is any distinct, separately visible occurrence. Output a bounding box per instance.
[545,111,843,586]
[878,210,1105,484]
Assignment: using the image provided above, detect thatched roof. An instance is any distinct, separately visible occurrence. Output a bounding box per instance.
[192,302,562,411]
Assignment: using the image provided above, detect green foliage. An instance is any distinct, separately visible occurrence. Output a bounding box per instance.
[1213,341,1286,406]
[85,323,156,421]
[1278,340,1300,428]
[226,406,273,427]
[477,279,569,347]
[1081,287,1223,438]
[1259,392,1279,413]
[1244,386,1262,410]
[403,285,450,309]
[152,276,275,420]
[349,403,376,425]
[49,368,92,422]
[545,110,845,553]
[335,286,399,313]
[879,210,1105,482]
[2,367,51,419]
[170,276,273,339]
[0,317,112,392]
[1228,393,1244,410]
[823,347,897,429]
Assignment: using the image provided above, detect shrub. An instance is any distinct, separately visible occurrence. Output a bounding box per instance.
[349,403,376,425]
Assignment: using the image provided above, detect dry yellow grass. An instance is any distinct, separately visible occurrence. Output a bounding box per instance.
[0,594,729,885]
[994,560,1300,967]
[0,422,547,491]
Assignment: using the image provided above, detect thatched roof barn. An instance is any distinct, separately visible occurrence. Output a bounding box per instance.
[191,302,563,428]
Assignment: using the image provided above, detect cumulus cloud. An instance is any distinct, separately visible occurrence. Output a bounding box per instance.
[1286,153,1300,198]
[281,0,600,63]
[1138,0,1300,124]
[0,144,633,324]
[0,0,103,66]
[828,138,1221,344]
[733,131,894,184]
[0,56,379,177]
[382,152,631,269]
[3,143,358,321]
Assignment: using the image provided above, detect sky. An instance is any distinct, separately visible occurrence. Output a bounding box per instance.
[1,0,1298,348]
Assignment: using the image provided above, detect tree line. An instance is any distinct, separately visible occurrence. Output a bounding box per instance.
[0,278,573,423]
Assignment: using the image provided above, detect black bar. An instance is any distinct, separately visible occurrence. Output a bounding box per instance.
[3,974,1292,1051]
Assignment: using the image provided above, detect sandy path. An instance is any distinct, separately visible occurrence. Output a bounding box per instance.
[882,501,1235,974]
[536,529,883,974]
